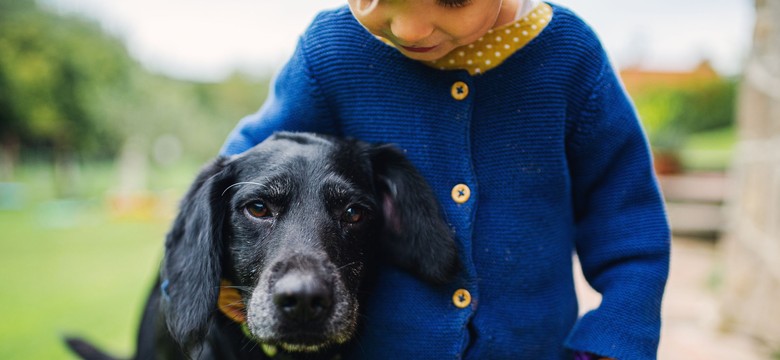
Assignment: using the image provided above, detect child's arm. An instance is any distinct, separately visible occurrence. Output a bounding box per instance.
[564,61,671,360]
[220,35,337,156]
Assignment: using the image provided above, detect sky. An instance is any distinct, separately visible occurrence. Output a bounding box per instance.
[40,0,755,82]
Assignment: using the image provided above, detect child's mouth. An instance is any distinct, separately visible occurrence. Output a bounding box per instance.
[400,45,437,53]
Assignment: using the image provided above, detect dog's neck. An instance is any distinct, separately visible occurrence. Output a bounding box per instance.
[218,279,248,323]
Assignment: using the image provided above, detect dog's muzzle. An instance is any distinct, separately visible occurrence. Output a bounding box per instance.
[246,254,357,351]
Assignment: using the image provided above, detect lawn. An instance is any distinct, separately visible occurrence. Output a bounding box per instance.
[0,162,196,359]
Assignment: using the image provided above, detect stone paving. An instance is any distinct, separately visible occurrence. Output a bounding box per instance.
[574,237,772,359]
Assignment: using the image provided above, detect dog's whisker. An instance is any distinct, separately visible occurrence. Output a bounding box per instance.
[335,261,359,271]
[240,338,253,352]
[351,331,369,358]
[221,285,253,291]
[246,339,259,354]
[217,285,253,295]
[221,181,264,196]
[222,300,246,307]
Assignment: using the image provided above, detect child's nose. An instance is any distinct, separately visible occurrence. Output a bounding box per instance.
[390,14,435,44]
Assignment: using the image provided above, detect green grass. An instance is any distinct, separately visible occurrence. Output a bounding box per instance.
[0,162,197,359]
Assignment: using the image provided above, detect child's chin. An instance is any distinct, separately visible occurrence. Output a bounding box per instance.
[399,47,452,62]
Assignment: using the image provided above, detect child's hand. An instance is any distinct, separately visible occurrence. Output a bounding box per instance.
[575,352,615,360]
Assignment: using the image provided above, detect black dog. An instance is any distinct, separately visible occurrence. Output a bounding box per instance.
[67,132,458,360]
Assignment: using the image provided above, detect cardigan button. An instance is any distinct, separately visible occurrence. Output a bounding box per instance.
[451,184,471,204]
[451,81,469,100]
[452,288,472,308]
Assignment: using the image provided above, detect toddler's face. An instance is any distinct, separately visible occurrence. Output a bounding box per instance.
[348,0,518,61]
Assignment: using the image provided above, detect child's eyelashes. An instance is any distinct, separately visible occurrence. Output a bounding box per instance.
[437,0,473,8]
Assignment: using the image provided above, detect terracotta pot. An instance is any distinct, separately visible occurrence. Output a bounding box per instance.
[653,151,682,175]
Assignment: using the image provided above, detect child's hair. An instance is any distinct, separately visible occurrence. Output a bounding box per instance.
[354,0,379,15]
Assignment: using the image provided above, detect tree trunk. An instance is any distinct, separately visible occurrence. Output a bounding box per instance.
[53,143,81,198]
[0,134,20,181]
[720,0,780,347]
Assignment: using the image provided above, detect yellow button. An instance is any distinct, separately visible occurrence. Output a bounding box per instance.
[453,288,472,308]
[451,81,469,100]
[451,184,471,204]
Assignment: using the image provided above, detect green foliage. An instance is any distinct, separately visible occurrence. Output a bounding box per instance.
[0,0,132,156]
[91,69,268,162]
[634,78,737,152]
[0,0,269,164]
[672,80,737,133]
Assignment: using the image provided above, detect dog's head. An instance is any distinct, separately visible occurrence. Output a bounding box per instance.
[160,132,458,354]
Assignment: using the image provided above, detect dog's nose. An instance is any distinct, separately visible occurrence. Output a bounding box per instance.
[272,272,333,323]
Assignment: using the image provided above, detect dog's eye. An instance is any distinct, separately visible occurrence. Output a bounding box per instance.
[245,201,271,218]
[342,206,364,224]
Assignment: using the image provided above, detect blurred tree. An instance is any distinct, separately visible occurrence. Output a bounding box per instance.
[0,0,132,186]
[666,80,737,134]
[0,0,269,195]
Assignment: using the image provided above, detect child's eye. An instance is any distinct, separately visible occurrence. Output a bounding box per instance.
[437,0,472,8]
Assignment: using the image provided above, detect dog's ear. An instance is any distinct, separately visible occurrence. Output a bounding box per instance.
[160,157,230,353]
[369,145,459,284]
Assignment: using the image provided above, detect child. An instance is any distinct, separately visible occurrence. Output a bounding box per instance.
[220,0,670,359]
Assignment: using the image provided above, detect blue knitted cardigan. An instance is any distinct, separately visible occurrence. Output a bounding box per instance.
[221,3,670,359]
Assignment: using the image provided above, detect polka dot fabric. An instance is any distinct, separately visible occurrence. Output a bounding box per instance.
[430,2,553,75]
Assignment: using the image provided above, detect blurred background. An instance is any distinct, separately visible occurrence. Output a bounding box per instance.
[0,0,777,358]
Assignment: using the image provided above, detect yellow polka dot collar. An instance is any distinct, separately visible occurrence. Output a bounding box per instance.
[430,2,552,75]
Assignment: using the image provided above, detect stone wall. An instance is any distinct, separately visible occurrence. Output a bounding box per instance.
[720,0,780,346]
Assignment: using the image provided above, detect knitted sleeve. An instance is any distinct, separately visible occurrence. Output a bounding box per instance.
[564,61,671,360]
[219,18,337,156]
